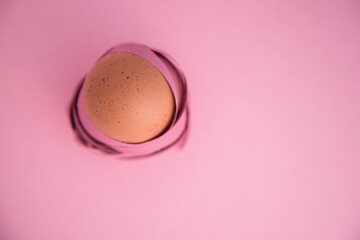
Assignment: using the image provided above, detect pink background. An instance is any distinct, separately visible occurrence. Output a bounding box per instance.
[1,0,360,239]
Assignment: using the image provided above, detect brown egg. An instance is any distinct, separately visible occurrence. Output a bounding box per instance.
[82,52,175,144]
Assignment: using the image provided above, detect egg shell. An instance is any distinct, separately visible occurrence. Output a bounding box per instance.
[82,52,175,144]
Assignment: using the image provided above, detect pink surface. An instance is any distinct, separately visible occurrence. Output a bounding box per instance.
[1,0,360,239]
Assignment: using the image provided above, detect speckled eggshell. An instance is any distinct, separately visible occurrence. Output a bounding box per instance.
[82,52,175,144]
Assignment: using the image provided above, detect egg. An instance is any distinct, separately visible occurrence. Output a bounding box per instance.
[81,52,175,144]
